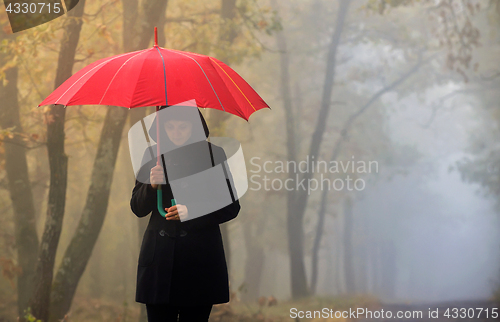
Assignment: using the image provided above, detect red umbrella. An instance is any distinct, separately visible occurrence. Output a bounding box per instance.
[39,28,269,121]
[39,27,269,217]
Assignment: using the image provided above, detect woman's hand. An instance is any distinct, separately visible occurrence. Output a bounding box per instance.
[165,204,188,221]
[150,165,165,189]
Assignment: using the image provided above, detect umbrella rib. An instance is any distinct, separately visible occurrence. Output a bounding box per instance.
[140,118,155,161]
[209,57,256,112]
[53,51,134,105]
[98,50,148,105]
[155,47,168,106]
[168,50,225,112]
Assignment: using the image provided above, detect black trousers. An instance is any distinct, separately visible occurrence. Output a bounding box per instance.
[146,303,213,322]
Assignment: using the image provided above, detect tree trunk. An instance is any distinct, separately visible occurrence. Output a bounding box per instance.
[289,0,350,299]
[356,238,368,294]
[122,0,138,54]
[0,64,39,319]
[343,196,355,294]
[217,0,238,63]
[88,242,102,299]
[28,1,86,320]
[270,0,308,299]
[371,240,382,295]
[381,240,396,299]
[310,187,328,294]
[335,219,343,294]
[135,0,169,50]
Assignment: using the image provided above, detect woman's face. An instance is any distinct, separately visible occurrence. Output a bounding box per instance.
[164,120,193,146]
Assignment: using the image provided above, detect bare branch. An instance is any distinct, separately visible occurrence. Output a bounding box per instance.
[329,51,432,163]
[0,138,46,150]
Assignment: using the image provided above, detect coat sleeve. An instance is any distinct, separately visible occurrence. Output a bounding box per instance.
[186,145,240,227]
[130,148,158,218]
[130,180,157,218]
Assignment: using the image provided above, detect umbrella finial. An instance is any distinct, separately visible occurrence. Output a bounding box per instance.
[154,27,158,47]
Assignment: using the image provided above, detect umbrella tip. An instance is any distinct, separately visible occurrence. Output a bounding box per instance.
[154,27,158,47]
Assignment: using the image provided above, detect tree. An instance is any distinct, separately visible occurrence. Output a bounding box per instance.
[0,31,39,318]
[287,0,350,298]
[28,1,86,320]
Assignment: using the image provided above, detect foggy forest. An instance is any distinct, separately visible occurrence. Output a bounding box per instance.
[0,0,499,321]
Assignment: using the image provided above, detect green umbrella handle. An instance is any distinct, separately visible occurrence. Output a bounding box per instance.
[157,186,167,217]
[157,185,176,217]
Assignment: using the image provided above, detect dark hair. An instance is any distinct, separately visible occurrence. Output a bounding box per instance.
[148,106,210,148]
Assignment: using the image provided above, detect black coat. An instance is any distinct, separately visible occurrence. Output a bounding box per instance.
[130,141,240,305]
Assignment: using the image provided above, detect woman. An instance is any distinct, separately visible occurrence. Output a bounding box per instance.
[130,105,240,321]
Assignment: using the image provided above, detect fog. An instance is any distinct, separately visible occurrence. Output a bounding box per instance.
[1,0,499,320]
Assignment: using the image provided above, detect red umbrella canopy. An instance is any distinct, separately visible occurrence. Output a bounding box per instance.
[39,34,269,121]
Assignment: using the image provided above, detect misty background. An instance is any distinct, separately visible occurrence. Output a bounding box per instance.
[0,0,499,321]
